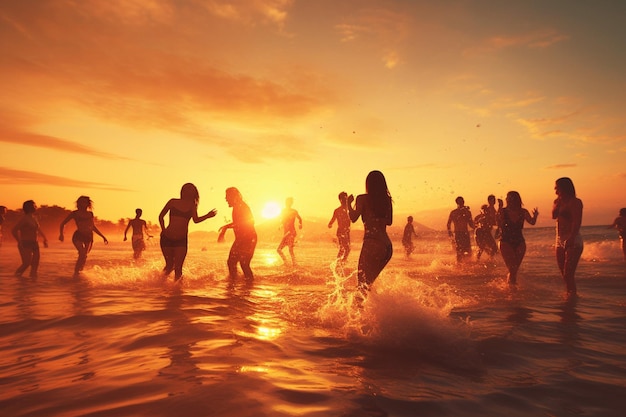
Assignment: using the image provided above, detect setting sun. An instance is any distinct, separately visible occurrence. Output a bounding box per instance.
[261,201,281,219]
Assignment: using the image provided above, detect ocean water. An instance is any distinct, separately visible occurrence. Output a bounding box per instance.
[1,226,625,417]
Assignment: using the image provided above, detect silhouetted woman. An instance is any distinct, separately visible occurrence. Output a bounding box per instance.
[218,187,257,280]
[12,200,48,278]
[159,183,216,281]
[552,177,583,296]
[348,170,393,293]
[497,191,538,286]
[59,196,108,277]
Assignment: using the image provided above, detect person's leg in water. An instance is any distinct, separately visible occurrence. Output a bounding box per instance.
[499,240,526,286]
[15,242,33,277]
[556,242,583,296]
[173,246,188,281]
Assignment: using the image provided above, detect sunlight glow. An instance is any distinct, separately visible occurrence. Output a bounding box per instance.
[261,201,281,219]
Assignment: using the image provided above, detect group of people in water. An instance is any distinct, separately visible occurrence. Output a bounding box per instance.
[445,177,589,296]
[3,173,626,298]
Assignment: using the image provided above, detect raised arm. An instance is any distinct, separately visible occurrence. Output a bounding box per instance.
[193,208,217,223]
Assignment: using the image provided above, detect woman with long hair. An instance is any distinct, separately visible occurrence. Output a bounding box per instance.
[497,191,538,286]
[159,183,216,281]
[218,187,257,280]
[348,170,393,293]
[552,177,583,296]
[59,196,108,277]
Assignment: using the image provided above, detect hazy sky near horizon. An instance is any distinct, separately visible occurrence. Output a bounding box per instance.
[1,0,625,230]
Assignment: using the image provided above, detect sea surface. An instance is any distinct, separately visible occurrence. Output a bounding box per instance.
[1,226,625,417]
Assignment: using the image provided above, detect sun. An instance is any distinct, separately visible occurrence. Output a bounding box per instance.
[261,201,281,219]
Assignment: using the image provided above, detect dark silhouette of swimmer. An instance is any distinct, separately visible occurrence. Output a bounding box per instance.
[446,196,474,263]
[474,205,498,260]
[59,196,108,277]
[158,183,216,281]
[277,197,302,266]
[328,191,351,265]
[552,177,583,296]
[609,207,626,261]
[0,205,6,247]
[218,187,257,280]
[348,170,393,293]
[12,200,48,278]
[124,208,152,259]
[402,216,418,257]
[497,191,538,286]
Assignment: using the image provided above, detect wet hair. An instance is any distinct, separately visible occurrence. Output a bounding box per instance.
[22,200,36,214]
[225,187,242,202]
[135,208,142,216]
[76,196,92,210]
[365,170,392,218]
[620,208,626,217]
[180,183,199,205]
[555,177,576,197]
[506,191,523,209]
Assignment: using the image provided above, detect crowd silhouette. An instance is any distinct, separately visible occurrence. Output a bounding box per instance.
[2,175,611,298]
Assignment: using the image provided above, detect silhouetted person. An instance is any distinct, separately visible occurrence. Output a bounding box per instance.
[348,170,393,293]
[12,200,48,278]
[158,183,216,281]
[124,208,152,259]
[609,208,626,261]
[328,191,351,266]
[402,216,418,257]
[59,196,108,277]
[485,194,501,250]
[277,197,302,266]
[218,187,257,280]
[497,191,538,286]
[447,196,474,263]
[474,205,498,260]
[0,205,6,247]
[552,177,583,296]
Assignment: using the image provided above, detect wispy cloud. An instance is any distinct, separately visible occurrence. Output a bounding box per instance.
[545,164,577,170]
[465,29,570,56]
[0,166,130,191]
[0,124,130,160]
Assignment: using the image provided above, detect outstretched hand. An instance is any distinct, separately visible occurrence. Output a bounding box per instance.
[208,208,217,218]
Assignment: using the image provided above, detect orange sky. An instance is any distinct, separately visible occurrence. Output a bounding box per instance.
[1,0,625,230]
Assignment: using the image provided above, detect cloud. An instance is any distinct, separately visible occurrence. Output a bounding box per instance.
[545,164,577,170]
[465,28,570,56]
[335,7,411,68]
[0,123,130,160]
[0,166,130,191]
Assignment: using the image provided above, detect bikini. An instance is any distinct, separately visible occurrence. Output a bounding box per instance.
[500,208,525,248]
[160,206,193,248]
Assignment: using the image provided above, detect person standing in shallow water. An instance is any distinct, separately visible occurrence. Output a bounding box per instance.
[348,170,393,293]
[447,196,474,263]
[218,187,257,280]
[552,177,583,296]
[497,191,538,286]
[12,200,48,278]
[59,196,108,277]
[402,216,418,257]
[608,208,626,261]
[328,191,351,267]
[0,205,7,247]
[159,183,217,281]
[124,208,152,259]
[277,197,302,266]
